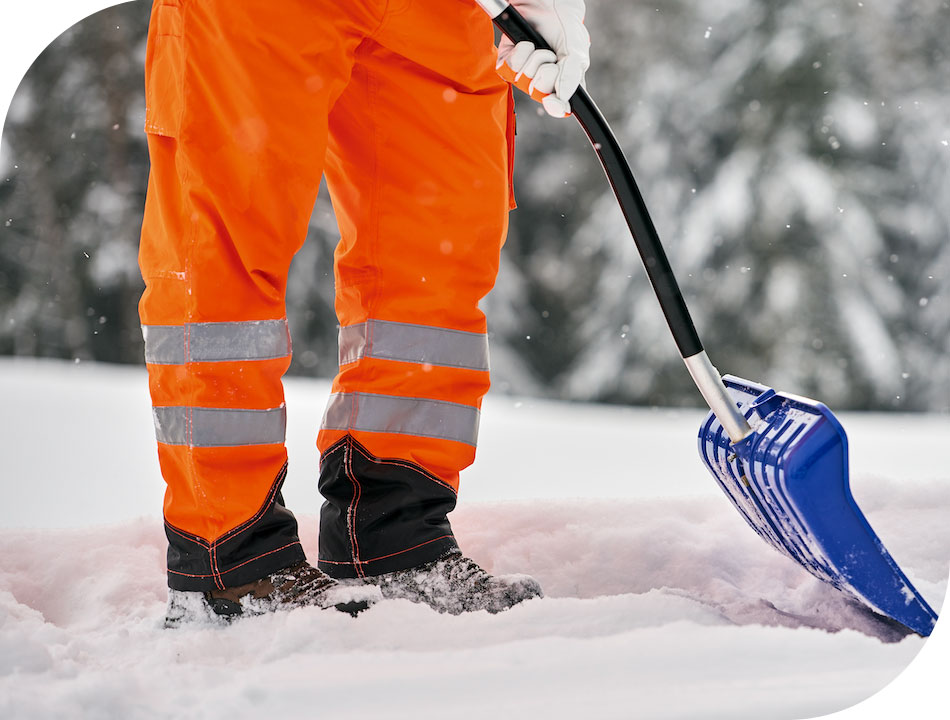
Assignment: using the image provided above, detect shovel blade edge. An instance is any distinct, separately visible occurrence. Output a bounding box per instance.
[698,375,938,636]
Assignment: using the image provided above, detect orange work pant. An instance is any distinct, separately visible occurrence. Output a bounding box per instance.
[139,0,515,589]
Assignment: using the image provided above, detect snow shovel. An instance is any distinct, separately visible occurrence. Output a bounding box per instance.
[477,0,938,636]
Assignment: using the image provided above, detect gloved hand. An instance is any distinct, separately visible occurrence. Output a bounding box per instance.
[495,0,590,118]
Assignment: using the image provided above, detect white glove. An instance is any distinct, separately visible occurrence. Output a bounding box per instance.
[496,0,590,118]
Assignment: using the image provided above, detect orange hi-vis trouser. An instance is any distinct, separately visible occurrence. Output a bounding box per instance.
[140,0,515,589]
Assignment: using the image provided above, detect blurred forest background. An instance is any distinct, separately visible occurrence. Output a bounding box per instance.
[1,0,948,412]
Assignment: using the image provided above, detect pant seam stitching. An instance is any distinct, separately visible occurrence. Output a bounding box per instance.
[344,439,365,578]
[319,535,455,569]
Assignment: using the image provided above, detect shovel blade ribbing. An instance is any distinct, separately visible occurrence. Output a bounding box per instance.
[698,375,938,636]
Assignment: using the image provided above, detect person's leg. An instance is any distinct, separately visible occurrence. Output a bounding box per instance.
[139,0,382,598]
[316,0,520,579]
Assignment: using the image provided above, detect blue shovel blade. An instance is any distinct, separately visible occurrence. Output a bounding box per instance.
[698,375,938,636]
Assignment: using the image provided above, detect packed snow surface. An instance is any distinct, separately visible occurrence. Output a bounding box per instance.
[0,359,947,719]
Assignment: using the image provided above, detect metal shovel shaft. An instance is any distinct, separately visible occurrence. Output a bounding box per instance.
[479,0,752,442]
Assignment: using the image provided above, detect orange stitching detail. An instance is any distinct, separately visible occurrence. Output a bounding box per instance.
[164,522,209,547]
[318,535,455,568]
[165,463,291,590]
[360,535,455,565]
[166,568,216,578]
[319,435,349,470]
[348,436,457,494]
[344,439,364,578]
[218,541,302,578]
[211,542,224,590]
[208,462,288,589]
[166,541,302,579]
[214,462,289,545]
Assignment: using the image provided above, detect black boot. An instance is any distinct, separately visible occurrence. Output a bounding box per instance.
[165,561,380,627]
[366,549,543,615]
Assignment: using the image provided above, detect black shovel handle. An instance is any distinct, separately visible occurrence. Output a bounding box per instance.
[490,4,704,359]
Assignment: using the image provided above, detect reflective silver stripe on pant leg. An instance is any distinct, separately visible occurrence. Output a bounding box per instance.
[143,319,291,364]
[322,392,480,447]
[153,406,287,447]
[143,325,185,364]
[338,319,490,371]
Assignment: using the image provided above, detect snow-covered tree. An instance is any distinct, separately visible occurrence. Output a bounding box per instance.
[503,0,950,411]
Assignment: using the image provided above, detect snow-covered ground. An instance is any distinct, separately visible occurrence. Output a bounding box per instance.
[0,358,947,719]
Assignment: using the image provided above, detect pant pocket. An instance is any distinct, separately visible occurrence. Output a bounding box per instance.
[505,85,517,210]
[144,2,184,137]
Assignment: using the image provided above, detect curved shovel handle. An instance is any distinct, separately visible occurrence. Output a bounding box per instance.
[483,1,702,359]
[478,0,753,442]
